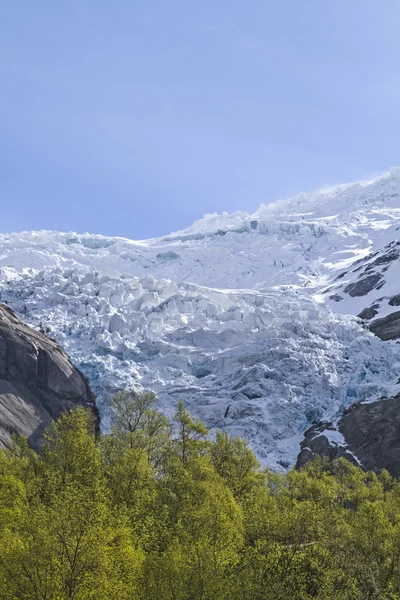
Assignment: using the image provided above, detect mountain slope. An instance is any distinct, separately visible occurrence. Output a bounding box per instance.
[318,235,400,334]
[1,169,400,468]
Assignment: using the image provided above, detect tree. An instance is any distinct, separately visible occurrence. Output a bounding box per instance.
[4,392,400,598]
[0,408,144,599]
[173,400,208,465]
[211,431,264,500]
[109,389,171,466]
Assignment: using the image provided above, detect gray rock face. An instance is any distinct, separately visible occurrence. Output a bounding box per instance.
[389,295,400,307]
[297,394,400,476]
[0,304,97,449]
[357,305,379,320]
[369,311,400,341]
[344,273,384,297]
[296,423,360,470]
[339,395,400,476]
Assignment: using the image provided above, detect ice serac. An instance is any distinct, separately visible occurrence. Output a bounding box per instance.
[0,303,97,449]
[1,268,400,468]
[0,169,400,468]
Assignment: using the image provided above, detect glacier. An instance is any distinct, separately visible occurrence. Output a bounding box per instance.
[1,168,400,469]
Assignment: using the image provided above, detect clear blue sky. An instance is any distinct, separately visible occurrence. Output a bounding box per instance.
[2,1,400,239]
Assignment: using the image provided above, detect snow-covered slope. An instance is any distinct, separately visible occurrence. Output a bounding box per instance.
[1,169,400,468]
[318,235,400,321]
[1,171,400,292]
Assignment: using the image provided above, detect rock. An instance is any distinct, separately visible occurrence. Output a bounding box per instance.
[296,422,359,470]
[389,295,400,307]
[339,394,400,476]
[357,305,379,320]
[296,394,400,477]
[0,304,97,449]
[344,273,383,297]
[369,311,400,341]
[329,294,343,302]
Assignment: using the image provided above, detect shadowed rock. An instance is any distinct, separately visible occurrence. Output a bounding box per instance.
[297,394,400,477]
[389,295,400,307]
[296,422,360,470]
[357,305,379,320]
[344,273,384,297]
[369,311,400,341]
[0,304,97,449]
[339,394,400,476]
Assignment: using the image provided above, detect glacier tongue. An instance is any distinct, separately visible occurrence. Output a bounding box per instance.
[0,265,399,469]
[1,169,400,468]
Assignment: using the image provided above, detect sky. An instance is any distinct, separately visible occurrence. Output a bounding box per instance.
[2,1,400,239]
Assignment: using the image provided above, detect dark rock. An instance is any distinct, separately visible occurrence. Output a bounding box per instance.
[389,295,400,307]
[369,311,400,341]
[334,271,348,281]
[369,244,400,267]
[296,422,359,470]
[296,394,400,477]
[296,446,314,469]
[339,394,400,476]
[0,304,97,450]
[353,250,379,267]
[357,305,379,320]
[344,273,383,297]
[350,242,399,274]
[329,294,343,302]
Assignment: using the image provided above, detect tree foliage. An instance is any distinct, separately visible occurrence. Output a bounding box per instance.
[1,391,400,598]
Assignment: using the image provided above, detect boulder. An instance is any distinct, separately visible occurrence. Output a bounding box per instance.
[0,304,97,449]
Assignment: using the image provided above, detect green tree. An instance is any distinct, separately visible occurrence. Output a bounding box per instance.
[173,400,208,465]
[109,389,171,466]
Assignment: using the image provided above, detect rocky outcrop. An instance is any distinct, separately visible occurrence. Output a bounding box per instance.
[297,394,400,476]
[369,311,400,341]
[296,423,360,470]
[0,304,97,449]
[344,273,384,297]
[357,305,379,320]
[324,238,400,341]
[339,394,400,476]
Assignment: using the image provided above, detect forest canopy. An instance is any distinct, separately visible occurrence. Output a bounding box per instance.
[1,390,400,600]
